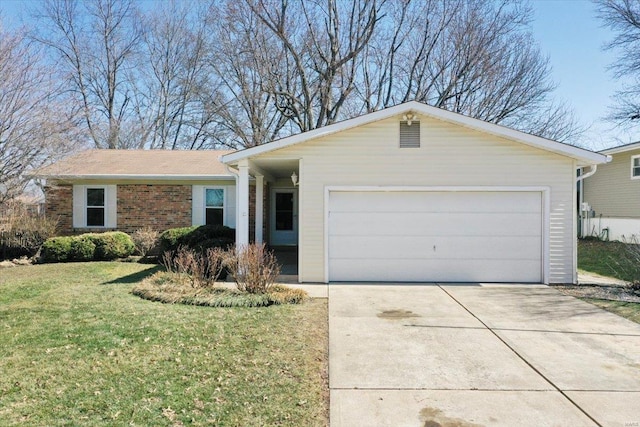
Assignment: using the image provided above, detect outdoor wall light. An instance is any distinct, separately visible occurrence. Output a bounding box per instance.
[403,113,416,126]
[291,171,299,186]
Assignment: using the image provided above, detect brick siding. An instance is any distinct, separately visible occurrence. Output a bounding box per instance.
[44,183,263,238]
[44,185,73,234]
[117,185,192,234]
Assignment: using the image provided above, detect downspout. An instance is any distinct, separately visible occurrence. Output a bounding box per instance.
[576,164,598,182]
[576,165,597,239]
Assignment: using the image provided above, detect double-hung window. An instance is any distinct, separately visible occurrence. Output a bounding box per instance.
[632,155,640,179]
[86,188,105,227]
[72,185,115,228]
[205,188,224,226]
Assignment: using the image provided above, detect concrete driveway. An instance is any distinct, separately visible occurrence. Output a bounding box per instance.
[329,284,640,427]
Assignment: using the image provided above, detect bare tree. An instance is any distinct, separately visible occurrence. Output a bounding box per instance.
[33,0,142,149]
[214,0,580,144]
[245,0,384,133]
[204,1,292,148]
[356,0,581,142]
[132,1,224,149]
[596,0,640,126]
[0,24,80,204]
[25,0,581,151]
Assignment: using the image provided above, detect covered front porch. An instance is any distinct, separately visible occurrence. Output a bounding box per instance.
[230,158,301,280]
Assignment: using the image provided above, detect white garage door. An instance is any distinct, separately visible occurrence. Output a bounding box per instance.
[328,191,543,282]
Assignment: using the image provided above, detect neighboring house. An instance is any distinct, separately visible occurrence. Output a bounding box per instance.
[33,101,608,284]
[581,141,640,241]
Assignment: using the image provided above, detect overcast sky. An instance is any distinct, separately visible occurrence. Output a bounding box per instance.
[1,0,638,150]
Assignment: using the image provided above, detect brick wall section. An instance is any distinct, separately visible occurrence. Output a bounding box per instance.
[44,185,73,235]
[117,185,192,234]
[44,183,261,238]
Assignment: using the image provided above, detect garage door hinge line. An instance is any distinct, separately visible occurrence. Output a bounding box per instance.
[437,285,604,427]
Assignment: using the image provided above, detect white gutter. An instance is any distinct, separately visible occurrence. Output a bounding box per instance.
[576,165,598,182]
[28,174,234,181]
[224,164,239,179]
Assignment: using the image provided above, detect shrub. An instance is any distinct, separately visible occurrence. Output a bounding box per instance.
[41,232,134,263]
[224,244,281,294]
[41,236,74,262]
[89,232,135,260]
[162,246,226,288]
[0,203,58,260]
[131,227,159,257]
[70,237,96,261]
[159,225,235,253]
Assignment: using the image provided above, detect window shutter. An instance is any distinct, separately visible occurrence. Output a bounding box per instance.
[72,185,85,228]
[225,185,236,228]
[106,185,117,228]
[400,121,420,148]
[192,185,204,225]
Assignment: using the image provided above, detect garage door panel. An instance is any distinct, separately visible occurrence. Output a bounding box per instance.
[329,258,542,283]
[330,191,542,214]
[330,212,541,237]
[328,190,543,283]
[329,235,542,260]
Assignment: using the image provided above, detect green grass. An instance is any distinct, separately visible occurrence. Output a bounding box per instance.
[578,239,640,282]
[582,299,640,324]
[0,262,328,426]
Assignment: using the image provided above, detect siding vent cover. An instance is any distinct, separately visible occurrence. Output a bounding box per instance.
[400,120,420,148]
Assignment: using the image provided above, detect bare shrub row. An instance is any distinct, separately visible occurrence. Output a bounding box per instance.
[162,243,281,294]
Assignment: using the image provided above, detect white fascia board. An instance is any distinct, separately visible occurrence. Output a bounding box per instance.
[35,174,234,181]
[600,141,640,155]
[221,100,609,166]
[414,104,610,165]
[221,103,417,164]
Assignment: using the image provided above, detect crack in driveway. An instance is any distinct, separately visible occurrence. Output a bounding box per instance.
[436,284,604,427]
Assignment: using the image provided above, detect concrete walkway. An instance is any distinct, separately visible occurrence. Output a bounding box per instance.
[329,284,640,427]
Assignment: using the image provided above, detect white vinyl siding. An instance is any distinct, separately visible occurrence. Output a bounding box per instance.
[72,184,117,228]
[257,115,575,284]
[192,185,236,227]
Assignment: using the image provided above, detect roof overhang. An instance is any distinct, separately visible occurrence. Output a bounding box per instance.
[30,174,234,181]
[600,141,640,155]
[222,101,610,167]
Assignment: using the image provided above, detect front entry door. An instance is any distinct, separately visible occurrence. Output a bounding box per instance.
[270,189,298,246]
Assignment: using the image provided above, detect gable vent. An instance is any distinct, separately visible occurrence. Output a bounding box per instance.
[400,121,420,148]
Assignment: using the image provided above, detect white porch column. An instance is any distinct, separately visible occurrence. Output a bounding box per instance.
[237,160,250,248]
[255,175,264,244]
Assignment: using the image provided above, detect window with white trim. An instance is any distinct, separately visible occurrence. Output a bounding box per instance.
[632,155,640,179]
[205,188,224,226]
[72,184,116,228]
[86,187,105,226]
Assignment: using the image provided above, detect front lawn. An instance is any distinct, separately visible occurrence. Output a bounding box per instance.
[578,239,640,282]
[582,299,640,324]
[0,262,328,426]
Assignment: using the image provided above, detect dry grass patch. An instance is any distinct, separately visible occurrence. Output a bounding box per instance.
[581,299,640,324]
